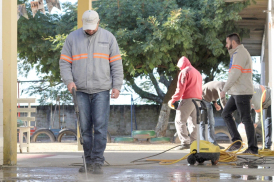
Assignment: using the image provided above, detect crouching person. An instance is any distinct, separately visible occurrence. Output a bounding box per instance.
[169,56,202,150]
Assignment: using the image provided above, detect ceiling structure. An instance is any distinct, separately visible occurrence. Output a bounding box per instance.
[225,0,268,56]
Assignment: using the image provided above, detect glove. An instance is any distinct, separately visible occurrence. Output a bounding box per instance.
[168,100,180,110]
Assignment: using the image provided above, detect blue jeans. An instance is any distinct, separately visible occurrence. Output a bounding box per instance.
[265,105,272,148]
[200,100,217,144]
[76,90,110,165]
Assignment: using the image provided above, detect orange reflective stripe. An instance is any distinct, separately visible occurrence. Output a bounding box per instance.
[260,85,266,103]
[230,65,252,73]
[231,67,242,71]
[94,56,109,60]
[231,65,251,71]
[231,68,252,72]
[61,57,72,64]
[255,109,261,113]
[241,71,252,73]
[110,55,121,60]
[73,56,88,61]
[110,57,121,63]
[93,53,110,60]
[110,54,121,63]
[72,54,88,58]
[94,53,109,57]
[72,54,88,61]
[61,54,72,60]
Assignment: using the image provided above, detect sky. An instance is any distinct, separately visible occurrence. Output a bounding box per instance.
[17,0,263,105]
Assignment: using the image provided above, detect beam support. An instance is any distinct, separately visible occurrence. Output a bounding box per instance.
[0,0,3,167]
[77,0,94,151]
[2,0,17,165]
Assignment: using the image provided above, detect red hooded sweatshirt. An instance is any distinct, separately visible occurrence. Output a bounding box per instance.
[171,56,202,103]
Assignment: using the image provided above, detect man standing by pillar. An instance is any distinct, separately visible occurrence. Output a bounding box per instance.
[59,10,123,174]
[220,33,258,154]
[169,56,202,150]
[201,81,227,149]
[251,84,272,150]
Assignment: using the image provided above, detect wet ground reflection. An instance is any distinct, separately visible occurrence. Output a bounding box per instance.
[0,165,273,181]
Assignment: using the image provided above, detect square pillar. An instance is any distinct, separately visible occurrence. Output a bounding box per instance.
[2,0,17,165]
[0,0,3,166]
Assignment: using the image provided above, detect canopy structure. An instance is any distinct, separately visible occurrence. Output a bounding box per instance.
[0,0,273,165]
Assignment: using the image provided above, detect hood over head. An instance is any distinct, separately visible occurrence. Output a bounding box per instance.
[177,56,191,70]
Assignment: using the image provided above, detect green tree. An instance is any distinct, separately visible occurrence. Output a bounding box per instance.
[95,0,250,136]
[18,0,253,136]
[17,0,77,104]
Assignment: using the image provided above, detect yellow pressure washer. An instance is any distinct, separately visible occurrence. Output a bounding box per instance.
[186,99,220,165]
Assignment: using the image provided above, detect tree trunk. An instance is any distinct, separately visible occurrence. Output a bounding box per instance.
[155,72,179,137]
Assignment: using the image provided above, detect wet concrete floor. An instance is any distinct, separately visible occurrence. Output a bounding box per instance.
[1,150,274,181]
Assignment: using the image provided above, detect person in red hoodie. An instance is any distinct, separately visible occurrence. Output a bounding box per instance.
[169,56,203,150]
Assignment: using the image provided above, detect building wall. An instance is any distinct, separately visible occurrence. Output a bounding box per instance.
[26,104,253,138]
[26,105,178,137]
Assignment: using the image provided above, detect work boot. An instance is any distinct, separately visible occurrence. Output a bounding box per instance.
[92,163,103,174]
[227,142,243,152]
[174,144,190,150]
[242,148,258,154]
[79,163,93,173]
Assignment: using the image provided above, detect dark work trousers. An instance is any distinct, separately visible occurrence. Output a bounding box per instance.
[264,105,272,148]
[221,95,258,152]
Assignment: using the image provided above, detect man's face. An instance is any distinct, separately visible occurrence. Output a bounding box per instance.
[84,22,99,35]
[225,37,232,50]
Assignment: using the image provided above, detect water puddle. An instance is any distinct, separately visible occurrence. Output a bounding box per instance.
[169,172,273,181]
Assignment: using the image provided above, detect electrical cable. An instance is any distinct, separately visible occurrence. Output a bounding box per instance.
[260,89,266,150]
[130,145,181,164]
[257,89,274,156]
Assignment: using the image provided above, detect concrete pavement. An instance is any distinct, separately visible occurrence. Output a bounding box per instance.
[1,142,274,181]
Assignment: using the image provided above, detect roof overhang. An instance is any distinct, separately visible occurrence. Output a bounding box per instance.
[225,0,268,56]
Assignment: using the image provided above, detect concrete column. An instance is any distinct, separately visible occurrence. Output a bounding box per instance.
[77,0,92,151]
[0,0,3,166]
[2,0,17,165]
[77,0,91,29]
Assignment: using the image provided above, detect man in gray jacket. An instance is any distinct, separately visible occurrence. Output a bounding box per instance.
[220,33,258,154]
[251,85,272,150]
[59,10,123,174]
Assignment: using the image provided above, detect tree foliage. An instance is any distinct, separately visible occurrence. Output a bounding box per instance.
[97,0,249,74]
[17,0,253,104]
[94,0,250,103]
[17,0,77,104]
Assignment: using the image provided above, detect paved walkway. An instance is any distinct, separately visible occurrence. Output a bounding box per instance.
[1,142,273,181]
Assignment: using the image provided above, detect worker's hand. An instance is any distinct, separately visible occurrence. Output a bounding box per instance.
[111,88,120,99]
[168,100,175,109]
[67,82,77,94]
[214,103,221,111]
[220,91,226,98]
[254,123,257,128]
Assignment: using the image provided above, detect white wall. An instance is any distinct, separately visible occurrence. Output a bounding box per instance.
[0,0,4,166]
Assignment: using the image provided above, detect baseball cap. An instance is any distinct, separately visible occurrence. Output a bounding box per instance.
[82,10,99,30]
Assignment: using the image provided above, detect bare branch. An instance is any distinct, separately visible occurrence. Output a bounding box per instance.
[131,83,163,104]
[148,73,165,99]
[159,74,172,88]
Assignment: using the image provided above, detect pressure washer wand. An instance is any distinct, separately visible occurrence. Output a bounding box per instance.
[72,87,84,145]
[72,88,87,178]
